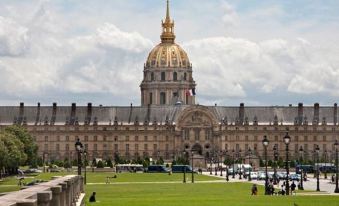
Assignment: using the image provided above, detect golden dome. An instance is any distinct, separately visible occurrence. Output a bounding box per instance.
[145,0,190,68]
[146,43,190,68]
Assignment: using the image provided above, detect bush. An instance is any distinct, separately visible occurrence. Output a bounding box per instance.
[106,159,113,168]
[97,160,104,168]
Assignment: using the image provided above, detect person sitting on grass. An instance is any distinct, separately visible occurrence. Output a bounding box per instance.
[89,192,96,202]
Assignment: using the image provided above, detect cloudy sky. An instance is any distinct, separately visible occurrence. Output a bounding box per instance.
[0,0,339,106]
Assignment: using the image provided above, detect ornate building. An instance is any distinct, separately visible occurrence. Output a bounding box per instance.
[0,1,338,167]
[140,0,195,106]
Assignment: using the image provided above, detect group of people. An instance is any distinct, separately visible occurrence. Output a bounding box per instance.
[251,181,297,195]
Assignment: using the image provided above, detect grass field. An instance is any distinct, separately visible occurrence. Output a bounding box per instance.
[84,182,339,206]
[1,172,339,206]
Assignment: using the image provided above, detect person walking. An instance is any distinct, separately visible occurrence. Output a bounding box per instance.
[291,181,296,195]
[251,184,258,195]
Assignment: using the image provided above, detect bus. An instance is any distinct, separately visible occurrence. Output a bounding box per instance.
[116,164,144,173]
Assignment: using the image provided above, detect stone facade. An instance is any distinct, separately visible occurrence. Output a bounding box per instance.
[0,103,338,167]
[0,1,338,167]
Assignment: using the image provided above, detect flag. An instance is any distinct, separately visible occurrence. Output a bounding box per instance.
[186,88,196,96]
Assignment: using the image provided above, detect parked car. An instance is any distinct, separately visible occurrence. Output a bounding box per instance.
[289,173,301,181]
[250,172,258,180]
[258,172,266,180]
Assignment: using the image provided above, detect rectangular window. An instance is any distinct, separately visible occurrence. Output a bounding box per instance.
[144,144,148,151]
[149,93,153,104]
[56,144,60,151]
[45,136,48,142]
[153,144,157,151]
[160,92,166,105]
[94,136,98,141]
[114,144,118,152]
[166,144,169,151]
[94,144,97,151]
[135,136,139,141]
[66,136,69,141]
[126,144,129,152]
[135,144,139,151]
[66,144,69,151]
[44,144,48,151]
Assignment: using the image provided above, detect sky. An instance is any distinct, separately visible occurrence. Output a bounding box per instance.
[0,0,339,106]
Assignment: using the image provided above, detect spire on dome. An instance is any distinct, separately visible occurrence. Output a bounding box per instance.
[161,0,175,43]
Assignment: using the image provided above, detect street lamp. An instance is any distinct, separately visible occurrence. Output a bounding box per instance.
[262,135,269,195]
[232,149,235,179]
[191,150,195,183]
[284,132,291,196]
[248,147,252,181]
[273,145,278,185]
[334,140,339,193]
[324,150,328,179]
[84,150,87,185]
[210,156,213,175]
[315,145,320,191]
[183,151,186,183]
[220,150,223,177]
[298,146,304,190]
[75,138,83,176]
[215,152,218,176]
[238,149,242,180]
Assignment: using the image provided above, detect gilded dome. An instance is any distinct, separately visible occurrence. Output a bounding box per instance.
[146,43,190,68]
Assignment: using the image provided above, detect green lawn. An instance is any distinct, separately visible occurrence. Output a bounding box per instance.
[85,183,339,206]
[1,172,339,206]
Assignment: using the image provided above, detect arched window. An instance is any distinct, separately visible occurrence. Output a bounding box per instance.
[151,72,154,81]
[161,72,166,81]
[173,72,177,81]
[184,73,187,81]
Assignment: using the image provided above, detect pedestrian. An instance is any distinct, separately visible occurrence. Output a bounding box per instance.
[89,192,96,202]
[332,174,335,183]
[291,181,296,195]
[251,184,258,195]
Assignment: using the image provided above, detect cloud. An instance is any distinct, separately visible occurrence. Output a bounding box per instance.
[0,16,29,56]
[221,1,238,28]
[184,36,339,104]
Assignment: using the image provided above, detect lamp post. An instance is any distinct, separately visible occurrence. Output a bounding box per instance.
[324,150,328,179]
[298,146,304,190]
[334,140,339,193]
[84,150,87,185]
[215,153,218,176]
[220,150,224,176]
[232,149,235,179]
[273,145,278,185]
[75,138,83,176]
[248,147,252,181]
[191,150,195,183]
[183,151,186,183]
[262,136,269,195]
[315,145,320,191]
[210,156,213,175]
[284,132,291,196]
[238,149,242,180]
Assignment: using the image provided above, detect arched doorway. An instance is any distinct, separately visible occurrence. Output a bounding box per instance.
[192,143,203,155]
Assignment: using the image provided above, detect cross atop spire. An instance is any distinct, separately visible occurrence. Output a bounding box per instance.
[165,0,170,22]
[161,0,175,43]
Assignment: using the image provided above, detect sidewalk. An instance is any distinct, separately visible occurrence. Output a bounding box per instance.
[202,171,339,195]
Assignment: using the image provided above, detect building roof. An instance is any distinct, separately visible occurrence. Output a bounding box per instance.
[0,103,337,126]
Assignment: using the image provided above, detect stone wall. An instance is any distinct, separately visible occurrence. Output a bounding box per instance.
[0,175,84,206]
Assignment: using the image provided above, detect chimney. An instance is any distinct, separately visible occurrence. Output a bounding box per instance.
[51,103,57,125]
[298,103,303,125]
[334,103,338,125]
[313,103,319,125]
[239,103,245,125]
[70,103,76,125]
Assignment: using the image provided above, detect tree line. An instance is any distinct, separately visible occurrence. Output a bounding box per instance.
[0,125,38,178]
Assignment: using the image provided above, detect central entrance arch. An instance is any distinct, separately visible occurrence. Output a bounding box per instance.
[192,143,203,155]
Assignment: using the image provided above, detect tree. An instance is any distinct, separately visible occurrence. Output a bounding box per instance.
[4,126,38,167]
[0,132,27,175]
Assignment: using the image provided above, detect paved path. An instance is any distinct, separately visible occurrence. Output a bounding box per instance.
[202,171,339,195]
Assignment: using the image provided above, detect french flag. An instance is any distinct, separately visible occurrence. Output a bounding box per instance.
[186,88,196,96]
